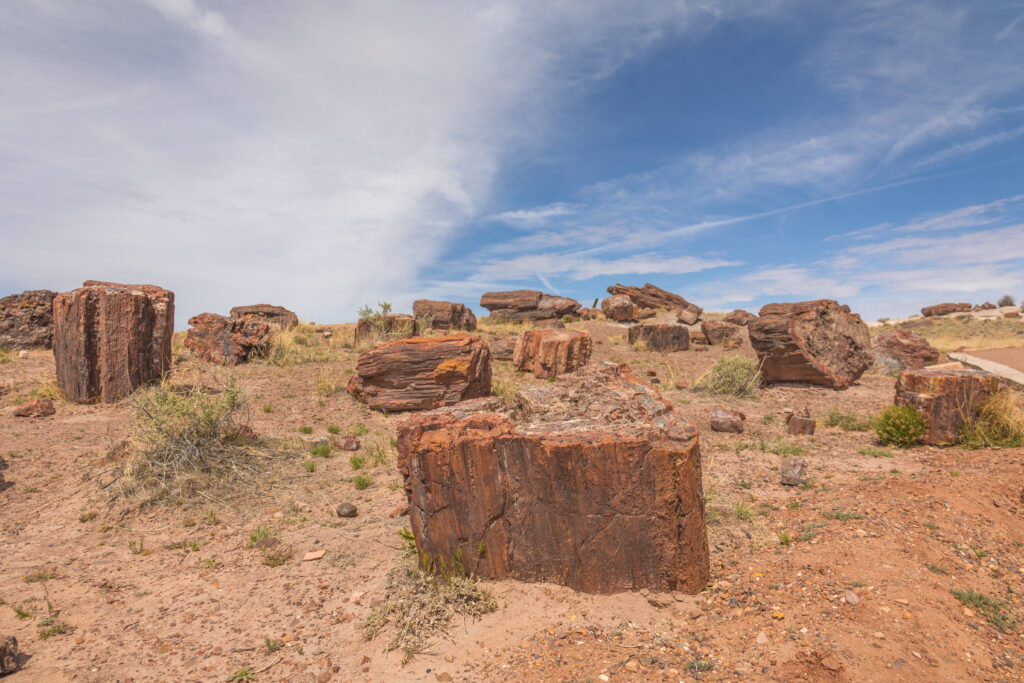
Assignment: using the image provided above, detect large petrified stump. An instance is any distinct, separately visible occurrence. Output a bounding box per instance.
[354,313,419,346]
[480,290,580,322]
[53,281,174,403]
[628,324,689,352]
[229,304,298,329]
[601,295,638,322]
[921,303,971,317]
[347,335,491,412]
[396,363,710,593]
[872,329,939,374]
[413,299,477,331]
[513,329,592,378]
[0,290,56,349]
[608,283,703,325]
[701,320,742,346]
[185,313,271,365]
[748,300,871,389]
[895,369,1006,445]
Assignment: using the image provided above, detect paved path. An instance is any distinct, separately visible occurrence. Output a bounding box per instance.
[949,349,1024,389]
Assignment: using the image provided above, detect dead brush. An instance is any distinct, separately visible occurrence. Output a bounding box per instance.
[105,375,277,505]
[255,323,335,365]
[693,356,762,399]
[961,388,1024,449]
[363,547,496,663]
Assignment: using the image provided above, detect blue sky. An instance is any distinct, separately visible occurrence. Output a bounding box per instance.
[2,1,1024,326]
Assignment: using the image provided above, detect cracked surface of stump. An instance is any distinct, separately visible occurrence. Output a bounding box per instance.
[701,320,743,346]
[513,328,592,378]
[184,313,271,365]
[347,335,491,412]
[0,290,56,349]
[53,281,174,403]
[747,299,870,389]
[872,329,939,374]
[396,363,710,593]
[894,369,1006,445]
[627,324,689,352]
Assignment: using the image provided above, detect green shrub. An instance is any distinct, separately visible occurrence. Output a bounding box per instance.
[874,404,927,448]
[353,475,372,490]
[825,409,870,431]
[692,356,761,399]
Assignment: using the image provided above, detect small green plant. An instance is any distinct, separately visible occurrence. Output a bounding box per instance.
[761,414,774,425]
[202,557,221,569]
[25,568,57,583]
[304,461,317,473]
[734,503,752,521]
[262,403,275,413]
[687,659,714,673]
[925,562,948,574]
[264,637,281,653]
[760,438,805,456]
[38,620,74,640]
[778,531,791,546]
[951,588,1017,632]
[692,356,761,399]
[353,474,372,490]
[229,667,257,682]
[923,520,938,530]
[310,445,332,457]
[327,425,341,435]
[858,446,895,458]
[350,423,370,436]
[78,511,97,523]
[825,409,871,431]
[262,546,294,567]
[248,527,270,545]
[736,479,751,490]
[183,518,196,527]
[298,426,314,434]
[874,404,927,448]
[128,538,146,555]
[13,605,32,619]
[349,454,366,470]
[203,509,220,525]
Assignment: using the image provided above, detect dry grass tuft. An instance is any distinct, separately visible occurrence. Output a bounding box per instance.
[962,388,1024,449]
[256,323,336,365]
[363,550,497,663]
[693,356,761,399]
[873,316,1024,352]
[477,316,534,336]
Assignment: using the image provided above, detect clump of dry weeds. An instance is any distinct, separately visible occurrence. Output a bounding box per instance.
[962,388,1024,449]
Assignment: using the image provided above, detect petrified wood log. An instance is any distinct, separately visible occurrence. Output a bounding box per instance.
[413,300,477,331]
[921,303,972,317]
[747,299,871,389]
[185,313,271,365]
[608,283,702,324]
[513,329,592,378]
[701,320,742,346]
[601,295,638,322]
[353,313,418,346]
[627,324,689,352]
[480,290,580,321]
[0,290,56,349]
[347,335,491,412]
[229,304,298,329]
[724,309,757,326]
[895,369,1006,445]
[396,363,710,593]
[53,281,174,403]
[872,329,939,374]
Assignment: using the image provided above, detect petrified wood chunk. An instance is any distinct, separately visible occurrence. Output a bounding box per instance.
[229,304,298,329]
[785,407,816,435]
[601,295,638,322]
[353,313,418,346]
[396,363,710,593]
[627,324,689,352]
[710,407,744,433]
[872,329,939,374]
[13,398,55,418]
[724,309,757,326]
[609,283,702,324]
[413,299,477,331]
[480,290,580,321]
[513,329,592,378]
[487,333,519,361]
[53,281,174,403]
[921,302,972,317]
[747,299,871,389]
[895,369,1006,445]
[0,290,56,349]
[184,313,271,365]
[701,320,742,346]
[347,335,491,412]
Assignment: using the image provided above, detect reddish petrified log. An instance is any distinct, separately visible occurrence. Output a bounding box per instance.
[396,363,710,593]
[513,329,592,378]
[413,300,477,331]
[785,408,816,435]
[480,290,580,321]
[747,300,871,389]
[601,295,638,322]
[710,407,745,433]
[701,320,743,346]
[724,309,757,326]
[229,304,298,329]
[13,398,55,418]
[353,313,419,346]
[347,335,491,412]
[894,369,1006,445]
[627,324,689,352]
[872,329,939,374]
[184,313,271,365]
[921,303,972,317]
[53,281,174,403]
[487,333,519,361]
[609,283,702,325]
[0,290,56,349]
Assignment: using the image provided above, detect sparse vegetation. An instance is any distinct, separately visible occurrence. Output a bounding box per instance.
[310,444,332,457]
[349,454,366,470]
[951,588,1017,632]
[858,446,895,458]
[778,531,791,546]
[961,388,1024,449]
[327,425,341,434]
[316,369,338,397]
[350,423,369,436]
[998,294,1015,307]
[229,666,257,682]
[256,322,334,365]
[692,356,761,399]
[353,474,372,490]
[825,409,871,431]
[262,546,293,567]
[365,435,395,466]
[759,438,805,456]
[304,460,317,472]
[298,425,313,434]
[78,511,98,523]
[874,404,927,448]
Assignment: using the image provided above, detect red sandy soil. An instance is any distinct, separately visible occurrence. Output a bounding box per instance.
[1,320,1022,682]
[966,347,1024,373]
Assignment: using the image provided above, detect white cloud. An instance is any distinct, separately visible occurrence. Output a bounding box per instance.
[475,252,740,282]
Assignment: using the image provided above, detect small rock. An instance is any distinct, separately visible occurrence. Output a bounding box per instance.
[444,654,454,663]
[623,659,640,672]
[302,550,326,562]
[334,435,360,451]
[779,457,807,486]
[785,407,816,435]
[17,350,28,359]
[844,591,859,606]
[0,635,18,675]
[335,503,358,518]
[13,397,55,418]
[755,631,769,645]
[255,536,280,550]
[688,607,703,620]
[709,407,745,433]
[309,436,330,451]
[316,672,332,683]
